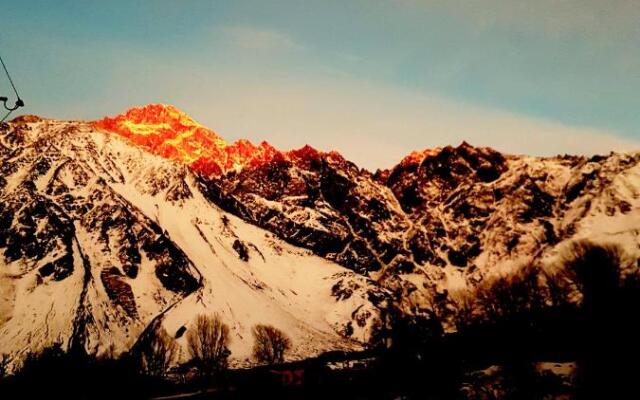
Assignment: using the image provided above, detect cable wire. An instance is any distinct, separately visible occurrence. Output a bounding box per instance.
[0,52,21,100]
[0,109,14,124]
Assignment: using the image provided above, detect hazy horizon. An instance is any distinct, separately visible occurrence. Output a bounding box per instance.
[2,0,639,169]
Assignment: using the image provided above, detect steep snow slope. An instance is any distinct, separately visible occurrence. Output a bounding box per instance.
[0,116,382,368]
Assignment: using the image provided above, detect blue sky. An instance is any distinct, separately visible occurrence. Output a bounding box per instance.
[1,1,638,168]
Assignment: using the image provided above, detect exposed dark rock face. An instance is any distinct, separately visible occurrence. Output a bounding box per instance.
[232,239,250,261]
[202,140,639,285]
[100,267,138,318]
[203,149,411,275]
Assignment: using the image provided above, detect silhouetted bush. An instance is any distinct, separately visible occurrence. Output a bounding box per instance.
[458,265,560,398]
[140,327,178,378]
[557,240,640,397]
[1,342,172,399]
[19,342,67,378]
[187,313,231,378]
[251,324,291,365]
[460,262,549,331]
[559,240,627,297]
[0,354,9,378]
[456,240,638,398]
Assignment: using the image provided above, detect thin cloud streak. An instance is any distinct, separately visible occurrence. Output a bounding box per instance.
[220,26,303,51]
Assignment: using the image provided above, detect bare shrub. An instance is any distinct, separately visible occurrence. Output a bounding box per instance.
[251,324,291,365]
[0,354,10,378]
[140,327,178,378]
[559,240,627,294]
[472,263,548,323]
[187,314,231,377]
[540,267,574,308]
[454,293,477,329]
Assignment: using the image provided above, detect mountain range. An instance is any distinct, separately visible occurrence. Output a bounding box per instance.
[1,104,639,370]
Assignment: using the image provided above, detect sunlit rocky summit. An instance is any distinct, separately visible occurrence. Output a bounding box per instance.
[95,104,310,176]
[1,104,639,373]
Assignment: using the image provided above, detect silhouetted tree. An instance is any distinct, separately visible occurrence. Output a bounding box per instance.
[140,327,178,378]
[187,314,231,377]
[472,262,549,323]
[0,354,9,378]
[558,240,638,398]
[560,240,625,297]
[251,324,291,365]
[459,263,557,399]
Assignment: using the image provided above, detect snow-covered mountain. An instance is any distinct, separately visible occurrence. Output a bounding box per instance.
[0,112,383,369]
[2,104,640,369]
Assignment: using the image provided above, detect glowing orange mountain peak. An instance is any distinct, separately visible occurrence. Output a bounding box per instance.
[93,104,283,176]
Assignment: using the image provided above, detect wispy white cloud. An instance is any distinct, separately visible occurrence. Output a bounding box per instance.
[220,26,303,52]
